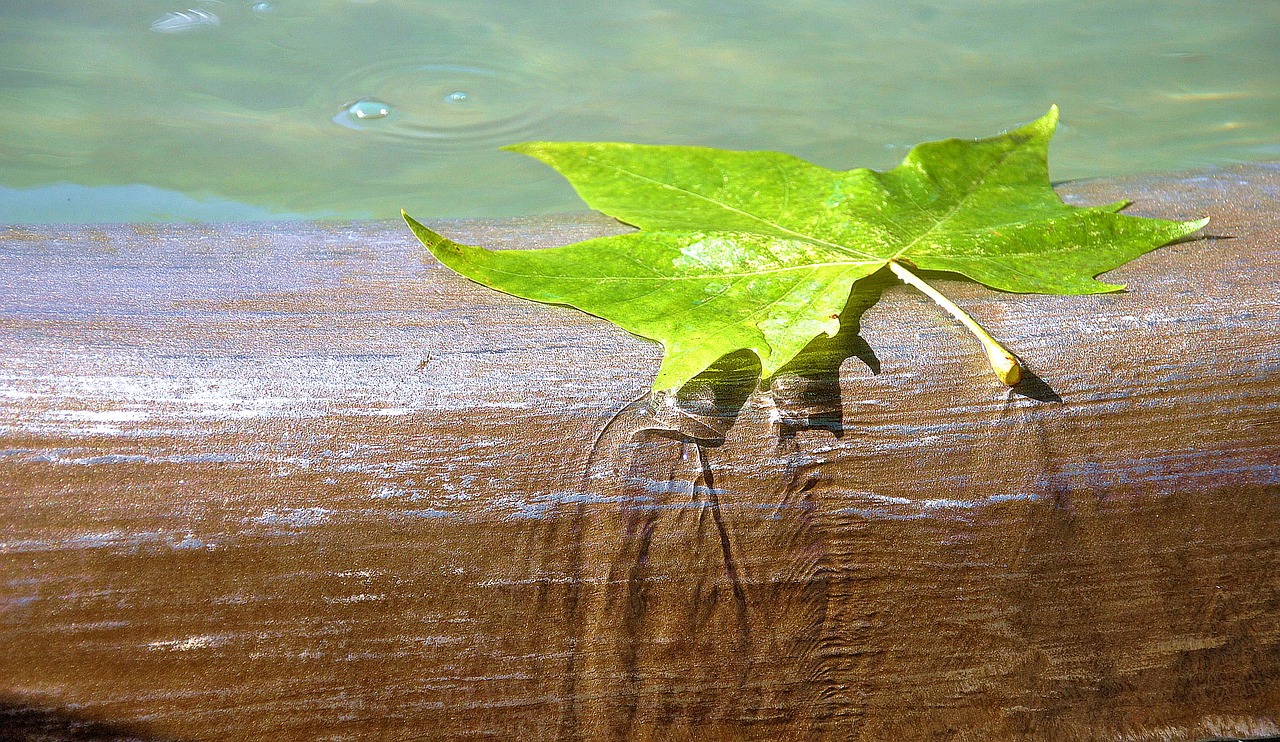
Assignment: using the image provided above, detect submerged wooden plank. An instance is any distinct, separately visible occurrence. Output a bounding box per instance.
[1,164,1279,740]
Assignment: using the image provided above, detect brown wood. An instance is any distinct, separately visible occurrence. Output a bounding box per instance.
[2,164,1279,741]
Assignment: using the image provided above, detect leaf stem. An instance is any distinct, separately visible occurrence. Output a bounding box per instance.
[887,260,1022,386]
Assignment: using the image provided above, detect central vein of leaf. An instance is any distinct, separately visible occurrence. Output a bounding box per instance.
[585,157,879,261]
[477,260,879,281]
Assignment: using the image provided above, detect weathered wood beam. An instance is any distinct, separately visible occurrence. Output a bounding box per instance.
[1,164,1278,740]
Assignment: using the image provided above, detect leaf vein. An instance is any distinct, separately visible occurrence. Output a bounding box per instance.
[579,154,878,261]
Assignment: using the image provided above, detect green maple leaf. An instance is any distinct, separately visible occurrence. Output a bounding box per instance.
[404,106,1207,391]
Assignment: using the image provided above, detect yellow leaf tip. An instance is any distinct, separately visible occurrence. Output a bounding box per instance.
[402,209,425,229]
[1041,104,1060,129]
[1013,105,1059,142]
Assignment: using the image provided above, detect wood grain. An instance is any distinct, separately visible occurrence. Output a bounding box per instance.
[2,164,1279,740]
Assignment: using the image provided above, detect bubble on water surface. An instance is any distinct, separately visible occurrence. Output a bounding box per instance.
[150,8,221,33]
[326,61,553,149]
[332,99,394,129]
[351,100,391,119]
[251,2,272,11]
[352,99,391,119]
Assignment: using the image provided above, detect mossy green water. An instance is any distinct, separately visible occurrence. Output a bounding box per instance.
[1,0,1277,223]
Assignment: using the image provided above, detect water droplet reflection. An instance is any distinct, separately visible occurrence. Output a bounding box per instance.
[150,8,221,33]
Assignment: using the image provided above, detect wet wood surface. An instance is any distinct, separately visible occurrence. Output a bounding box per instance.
[2,164,1279,741]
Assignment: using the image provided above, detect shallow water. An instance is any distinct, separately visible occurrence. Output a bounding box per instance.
[1,0,1277,223]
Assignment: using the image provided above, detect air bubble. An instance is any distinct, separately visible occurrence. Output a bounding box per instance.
[251,2,273,11]
[333,98,393,129]
[350,99,391,119]
[445,91,471,104]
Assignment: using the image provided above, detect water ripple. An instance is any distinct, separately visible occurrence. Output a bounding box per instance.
[328,60,555,149]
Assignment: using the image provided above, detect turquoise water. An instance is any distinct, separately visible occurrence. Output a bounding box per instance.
[1,0,1277,223]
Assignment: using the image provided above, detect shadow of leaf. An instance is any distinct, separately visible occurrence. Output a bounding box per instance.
[761,269,892,439]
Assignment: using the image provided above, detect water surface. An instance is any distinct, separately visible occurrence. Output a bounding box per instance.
[1,0,1277,223]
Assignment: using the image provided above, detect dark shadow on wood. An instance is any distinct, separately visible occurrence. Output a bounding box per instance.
[0,697,181,741]
[764,270,891,440]
[661,348,762,445]
[1010,364,1063,403]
